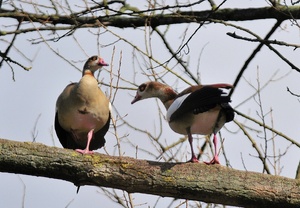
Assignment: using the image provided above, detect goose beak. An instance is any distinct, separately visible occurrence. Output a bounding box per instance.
[98,58,109,66]
[131,93,141,104]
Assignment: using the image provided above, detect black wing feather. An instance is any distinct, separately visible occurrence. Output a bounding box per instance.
[54,112,79,149]
[170,86,231,121]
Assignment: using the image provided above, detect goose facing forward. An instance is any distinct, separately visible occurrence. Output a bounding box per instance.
[55,56,111,154]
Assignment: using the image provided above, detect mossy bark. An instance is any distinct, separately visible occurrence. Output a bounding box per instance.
[0,138,299,207]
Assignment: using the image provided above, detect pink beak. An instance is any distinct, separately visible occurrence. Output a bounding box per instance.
[98,58,109,66]
[131,93,141,104]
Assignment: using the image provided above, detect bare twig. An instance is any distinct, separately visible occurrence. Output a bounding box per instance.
[287,87,300,97]
[227,20,283,96]
[234,120,271,174]
[31,113,42,142]
[234,110,300,148]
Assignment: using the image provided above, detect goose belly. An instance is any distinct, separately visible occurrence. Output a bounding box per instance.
[190,111,220,135]
[169,110,224,135]
[59,110,107,133]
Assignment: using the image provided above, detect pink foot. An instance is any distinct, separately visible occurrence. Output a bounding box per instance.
[204,155,220,165]
[186,130,199,163]
[75,129,94,154]
[75,149,94,154]
[188,155,200,163]
[204,134,221,165]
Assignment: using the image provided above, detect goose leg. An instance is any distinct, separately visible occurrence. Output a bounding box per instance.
[187,128,199,163]
[76,129,94,154]
[204,134,220,165]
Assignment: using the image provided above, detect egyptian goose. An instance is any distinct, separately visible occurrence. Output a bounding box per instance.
[131,81,234,164]
[55,56,111,154]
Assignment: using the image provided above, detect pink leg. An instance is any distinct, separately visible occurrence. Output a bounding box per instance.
[76,129,94,154]
[187,129,199,163]
[204,134,220,165]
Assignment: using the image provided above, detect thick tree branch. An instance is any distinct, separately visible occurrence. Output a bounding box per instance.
[0,138,299,207]
[0,6,300,34]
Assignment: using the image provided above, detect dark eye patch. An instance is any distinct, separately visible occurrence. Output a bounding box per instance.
[139,83,147,92]
[90,56,98,61]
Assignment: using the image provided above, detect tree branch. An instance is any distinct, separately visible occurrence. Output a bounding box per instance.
[1,6,300,33]
[0,138,299,207]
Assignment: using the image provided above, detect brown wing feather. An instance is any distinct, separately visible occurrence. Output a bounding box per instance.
[176,85,203,98]
[177,84,233,98]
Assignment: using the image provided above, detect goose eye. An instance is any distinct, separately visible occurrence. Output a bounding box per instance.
[139,83,146,92]
[90,56,97,61]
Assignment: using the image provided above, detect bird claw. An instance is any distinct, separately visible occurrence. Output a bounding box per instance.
[204,156,220,165]
[75,129,95,154]
[75,149,94,154]
[188,155,200,163]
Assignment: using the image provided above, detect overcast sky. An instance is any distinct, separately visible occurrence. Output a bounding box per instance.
[1,1,300,207]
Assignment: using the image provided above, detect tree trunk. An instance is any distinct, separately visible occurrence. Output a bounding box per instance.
[0,138,299,207]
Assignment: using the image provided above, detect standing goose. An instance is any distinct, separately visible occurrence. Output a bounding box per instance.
[131,81,234,164]
[55,56,111,154]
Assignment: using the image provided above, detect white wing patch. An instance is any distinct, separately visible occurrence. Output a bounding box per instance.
[108,102,112,111]
[166,93,190,122]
